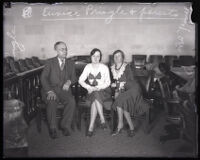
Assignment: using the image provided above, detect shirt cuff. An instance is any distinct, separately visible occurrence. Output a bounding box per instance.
[65,80,71,85]
[47,90,54,94]
[96,84,107,90]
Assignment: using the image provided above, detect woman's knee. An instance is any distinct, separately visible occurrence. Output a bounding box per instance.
[123,110,130,115]
[93,91,101,99]
[95,99,103,107]
[117,106,123,111]
[91,100,96,106]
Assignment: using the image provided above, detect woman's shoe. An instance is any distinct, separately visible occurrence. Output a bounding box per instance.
[86,130,94,137]
[128,129,136,137]
[100,122,107,130]
[111,128,123,136]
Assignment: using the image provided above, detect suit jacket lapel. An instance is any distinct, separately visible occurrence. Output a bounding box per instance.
[53,57,61,77]
[64,58,68,77]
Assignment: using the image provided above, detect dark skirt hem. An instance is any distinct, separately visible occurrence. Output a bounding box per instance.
[112,90,150,116]
[86,88,112,107]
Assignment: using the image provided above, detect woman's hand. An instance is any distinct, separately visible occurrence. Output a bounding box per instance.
[87,86,97,94]
[119,82,126,90]
[111,83,116,88]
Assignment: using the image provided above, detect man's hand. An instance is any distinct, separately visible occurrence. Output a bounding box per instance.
[63,80,71,91]
[47,91,57,101]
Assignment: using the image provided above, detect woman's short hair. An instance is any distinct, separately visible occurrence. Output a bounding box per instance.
[54,41,66,50]
[112,50,125,62]
[90,48,102,62]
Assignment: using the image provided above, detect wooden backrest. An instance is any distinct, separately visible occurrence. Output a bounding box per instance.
[148,55,163,64]
[4,58,12,74]
[164,55,178,67]
[5,56,15,64]
[108,55,114,67]
[18,59,29,71]
[158,77,172,100]
[132,55,147,67]
[157,77,173,113]
[25,58,35,69]
[179,56,195,66]
[4,76,20,100]
[31,57,42,67]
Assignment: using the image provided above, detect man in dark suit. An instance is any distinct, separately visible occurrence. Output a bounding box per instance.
[41,41,77,139]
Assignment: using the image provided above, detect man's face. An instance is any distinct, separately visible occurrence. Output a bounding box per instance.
[55,43,67,59]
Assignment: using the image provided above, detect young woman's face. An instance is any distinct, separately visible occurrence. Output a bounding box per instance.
[91,51,101,64]
[114,52,123,64]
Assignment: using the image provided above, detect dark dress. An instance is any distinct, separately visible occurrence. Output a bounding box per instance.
[111,63,150,116]
[86,72,112,106]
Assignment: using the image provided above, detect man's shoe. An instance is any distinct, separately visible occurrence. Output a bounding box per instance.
[62,128,71,137]
[49,129,58,139]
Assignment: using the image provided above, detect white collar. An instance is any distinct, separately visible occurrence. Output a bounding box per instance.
[111,62,128,80]
[57,57,65,66]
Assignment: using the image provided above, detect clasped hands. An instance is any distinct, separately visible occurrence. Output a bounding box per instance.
[47,80,71,100]
[87,86,99,94]
[111,81,126,90]
[111,81,126,99]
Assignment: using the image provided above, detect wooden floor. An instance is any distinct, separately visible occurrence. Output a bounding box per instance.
[26,110,196,158]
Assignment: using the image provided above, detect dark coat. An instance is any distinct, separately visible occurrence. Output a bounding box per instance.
[40,57,77,96]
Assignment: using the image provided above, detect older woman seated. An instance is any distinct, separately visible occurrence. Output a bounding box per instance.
[78,48,111,137]
[110,50,150,137]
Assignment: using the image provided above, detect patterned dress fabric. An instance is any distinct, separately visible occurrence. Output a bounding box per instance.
[111,62,150,116]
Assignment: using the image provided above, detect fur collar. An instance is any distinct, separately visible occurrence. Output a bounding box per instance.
[111,62,128,80]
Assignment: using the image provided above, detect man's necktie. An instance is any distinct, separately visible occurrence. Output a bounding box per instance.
[60,59,65,70]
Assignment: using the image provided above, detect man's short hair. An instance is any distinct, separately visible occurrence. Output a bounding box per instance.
[54,41,66,50]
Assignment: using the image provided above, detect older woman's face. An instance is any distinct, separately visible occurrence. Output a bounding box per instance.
[91,51,101,64]
[114,52,123,64]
